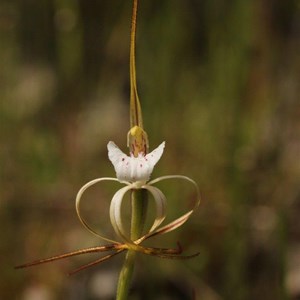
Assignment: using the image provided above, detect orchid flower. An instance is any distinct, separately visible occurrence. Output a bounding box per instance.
[75,131,200,257]
[15,128,200,275]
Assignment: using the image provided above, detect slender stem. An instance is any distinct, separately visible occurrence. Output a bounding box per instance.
[116,189,148,300]
[115,250,136,300]
[130,189,148,240]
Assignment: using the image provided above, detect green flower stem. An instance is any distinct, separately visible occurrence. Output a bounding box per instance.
[116,189,148,300]
[115,251,136,300]
[130,189,148,240]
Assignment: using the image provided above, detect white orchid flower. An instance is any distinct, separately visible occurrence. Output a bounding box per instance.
[76,140,200,256]
[16,136,200,275]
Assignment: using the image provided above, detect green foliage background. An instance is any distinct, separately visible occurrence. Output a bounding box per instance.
[1,0,299,299]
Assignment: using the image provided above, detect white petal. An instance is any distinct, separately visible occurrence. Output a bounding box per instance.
[146,175,200,238]
[109,185,145,253]
[110,185,167,247]
[144,141,165,168]
[143,186,167,233]
[109,185,133,244]
[107,141,165,183]
[75,177,121,244]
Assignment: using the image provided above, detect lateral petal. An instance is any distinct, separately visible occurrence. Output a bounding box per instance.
[75,177,122,244]
[146,175,200,238]
[109,185,135,245]
[144,141,165,168]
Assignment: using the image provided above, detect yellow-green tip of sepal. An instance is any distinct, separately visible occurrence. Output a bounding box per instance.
[127,126,149,157]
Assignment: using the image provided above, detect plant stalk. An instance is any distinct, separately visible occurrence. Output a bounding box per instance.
[116,189,148,300]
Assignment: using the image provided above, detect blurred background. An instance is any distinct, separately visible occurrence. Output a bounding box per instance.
[1,0,300,299]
